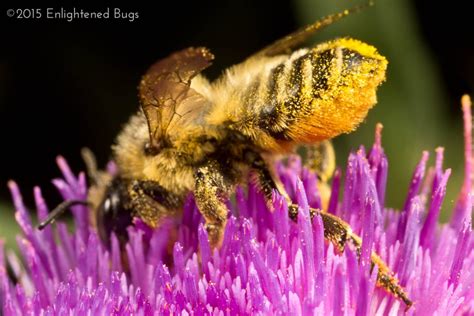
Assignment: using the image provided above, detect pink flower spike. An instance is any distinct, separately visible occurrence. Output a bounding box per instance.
[1,96,474,314]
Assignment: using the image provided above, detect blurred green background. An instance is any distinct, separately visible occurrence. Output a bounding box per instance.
[1,0,472,250]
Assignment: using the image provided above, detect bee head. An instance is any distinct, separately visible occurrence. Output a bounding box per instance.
[96,177,132,246]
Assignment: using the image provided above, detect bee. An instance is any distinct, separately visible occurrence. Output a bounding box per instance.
[39,6,412,307]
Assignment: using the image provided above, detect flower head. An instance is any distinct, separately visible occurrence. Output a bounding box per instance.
[1,96,474,315]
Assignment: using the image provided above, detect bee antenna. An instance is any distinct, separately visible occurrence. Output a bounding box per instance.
[37,199,90,230]
[81,147,101,185]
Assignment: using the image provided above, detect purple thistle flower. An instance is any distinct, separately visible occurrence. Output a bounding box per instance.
[1,96,474,315]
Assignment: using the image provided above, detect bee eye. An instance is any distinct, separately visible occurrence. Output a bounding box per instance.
[97,183,132,246]
[144,142,161,156]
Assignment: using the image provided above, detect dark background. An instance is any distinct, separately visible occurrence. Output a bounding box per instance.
[0,0,473,243]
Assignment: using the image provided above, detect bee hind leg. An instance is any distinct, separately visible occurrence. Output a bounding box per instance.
[298,140,335,210]
[299,140,336,183]
[249,153,412,308]
[309,207,413,308]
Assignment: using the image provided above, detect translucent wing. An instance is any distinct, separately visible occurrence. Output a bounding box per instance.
[139,47,214,151]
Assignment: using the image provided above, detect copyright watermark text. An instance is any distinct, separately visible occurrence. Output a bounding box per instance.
[6,8,139,22]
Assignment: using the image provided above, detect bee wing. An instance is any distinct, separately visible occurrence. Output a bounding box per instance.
[251,3,369,57]
[139,47,214,149]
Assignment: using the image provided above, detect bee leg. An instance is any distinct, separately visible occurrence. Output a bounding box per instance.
[299,140,335,210]
[194,160,231,247]
[245,150,290,208]
[289,206,413,308]
[249,154,412,308]
[300,140,336,183]
[37,199,91,230]
[128,180,183,228]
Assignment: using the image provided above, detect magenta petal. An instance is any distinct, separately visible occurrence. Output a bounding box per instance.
[452,96,473,228]
[397,151,429,241]
[333,263,347,316]
[420,169,451,248]
[449,216,472,287]
[399,196,422,286]
[296,179,315,303]
[360,191,375,269]
[198,224,211,277]
[328,167,341,215]
[245,235,282,309]
[368,124,388,209]
[3,98,474,314]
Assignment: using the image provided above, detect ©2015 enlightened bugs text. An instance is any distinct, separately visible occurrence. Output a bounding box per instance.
[12,8,139,22]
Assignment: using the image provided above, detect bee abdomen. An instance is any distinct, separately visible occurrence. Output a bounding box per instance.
[257,48,334,139]
[230,38,386,149]
[244,38,386,147]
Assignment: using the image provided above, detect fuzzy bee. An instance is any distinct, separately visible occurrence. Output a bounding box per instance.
[39,8,412,307]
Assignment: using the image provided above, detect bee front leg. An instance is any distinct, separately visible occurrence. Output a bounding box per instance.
[128,180,183,228]
[194,160,231,247]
